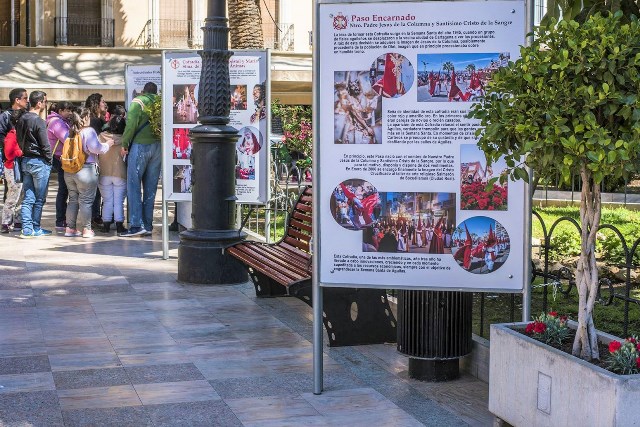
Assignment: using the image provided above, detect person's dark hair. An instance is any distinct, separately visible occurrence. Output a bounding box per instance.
[69,107,92,138]
[108,105,127,134]
[8,108,25,126]
[8,88,27,106]
[57,101,75,112]
[85,93,104,118]
[48,102,59,114]
[142,82,158,94]
[28,91,46,108]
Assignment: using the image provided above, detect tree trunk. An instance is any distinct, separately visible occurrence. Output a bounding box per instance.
[572,165,601,360]
[228,0,264,49]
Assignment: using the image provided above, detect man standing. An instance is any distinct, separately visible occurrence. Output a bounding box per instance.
[0,88,30,232]
[119,82,160,237]
[16,90,52,238]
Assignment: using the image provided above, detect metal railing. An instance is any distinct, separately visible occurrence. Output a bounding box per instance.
[263,22,294,51]
[55,17,114,47]
[0,20,19,46]
[134,19,204,49]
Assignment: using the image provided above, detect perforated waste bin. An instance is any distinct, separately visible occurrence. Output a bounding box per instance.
[397,290,472,381]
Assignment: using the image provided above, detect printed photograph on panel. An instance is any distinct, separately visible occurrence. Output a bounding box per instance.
[369,52,415,98]
[172,128,192,160]
[452,216,510,274]
[235,126,262,180]
[173,84,199,124]
[460,144,508,210]
[334,71,382,144]
[249,82,266,123]
[361,192,456,254]
[231,85,247,110]
[330,179,380,231]
[173,165,193,193]
[416,52,510,102]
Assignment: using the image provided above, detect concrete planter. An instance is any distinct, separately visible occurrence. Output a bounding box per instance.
[490,322,640,427]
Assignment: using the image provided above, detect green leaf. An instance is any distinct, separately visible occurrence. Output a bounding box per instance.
[514,167,530,183]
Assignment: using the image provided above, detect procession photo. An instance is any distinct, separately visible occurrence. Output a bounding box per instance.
[416,52,510,102]
[451,216,510,274]
[369,52,414,98]
[172,127,192,160]
[172,84,199,124]
[460,144,508,210]
[231,84,248,110]
[334,70,383,144]
[362,192,456,254]
[330,179,380,231]
[173,165,193,194]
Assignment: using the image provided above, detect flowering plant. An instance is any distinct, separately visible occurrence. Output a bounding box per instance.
[524,311,570,345]
[271,100,312,167]
[606,336,640,375]
[460,181,507,210]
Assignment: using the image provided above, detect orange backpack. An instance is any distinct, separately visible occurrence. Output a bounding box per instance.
[60,132,86,173]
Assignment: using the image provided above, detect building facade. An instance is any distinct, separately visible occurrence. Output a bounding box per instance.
[0,0,312,106]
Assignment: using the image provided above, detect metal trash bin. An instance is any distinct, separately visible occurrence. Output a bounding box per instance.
[397,290,472,381]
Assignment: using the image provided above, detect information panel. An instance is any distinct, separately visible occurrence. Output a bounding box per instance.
[161,50,270,204]
[317,0,526,291]
[124,64,162,110]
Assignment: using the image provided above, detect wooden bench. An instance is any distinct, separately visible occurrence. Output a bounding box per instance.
[228,186,397,347]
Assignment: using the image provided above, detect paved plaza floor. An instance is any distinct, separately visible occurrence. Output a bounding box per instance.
[0,185,492,426]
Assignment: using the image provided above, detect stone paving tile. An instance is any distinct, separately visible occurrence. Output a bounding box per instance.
[0,390,64,426]
[83,283,136,294]
[194,357,275,380]
[301,387,401,417]
[0,342,47,358]
[52,367,130,390]
[57,385,141,410]
[0,289,35,308]
[0,354,50,374]
[225,395,321,423]
[125,363,205,384]
[0,372,55,393]
[48,352,122,372]
[62,406,153,427]
[144,400,243,427]
[134,380,220,405]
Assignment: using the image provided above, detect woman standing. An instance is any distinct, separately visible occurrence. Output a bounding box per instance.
[1,110,23,233]
[64,108,113,238]
[84,93,108,226]
[46,101,74,230]
[97,106,127,234]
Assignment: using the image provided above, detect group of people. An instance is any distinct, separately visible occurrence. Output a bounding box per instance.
[453,224,509,272]
[0,82,161,238]
[364,217,453,254]
[418,68,487,102]
[333,182,380,229]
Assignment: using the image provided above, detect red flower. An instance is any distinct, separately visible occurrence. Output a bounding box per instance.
[637,343,640,352]
[525,322,535,334]
[549,311,558,317]
[533,321,547,334]
[627,337,637,344]
[609,340,622,354]
[637,357,640,369]
[560,315,568,322]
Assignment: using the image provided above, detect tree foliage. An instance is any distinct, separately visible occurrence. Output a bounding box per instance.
[541,0,640,25]
[469,12,640,360]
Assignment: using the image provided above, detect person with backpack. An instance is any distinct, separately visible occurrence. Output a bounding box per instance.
[97,106,127,234]
[119,82,160,237]
[63,108,113,238]
[0,88,30,231]
[16,90,52,238]
[1,110,24,233]
[85,93,108,229]
[46,101,74,231]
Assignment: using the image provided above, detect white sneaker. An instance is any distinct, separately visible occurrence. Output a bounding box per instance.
[65,227,82,237]
[82,228,95,238]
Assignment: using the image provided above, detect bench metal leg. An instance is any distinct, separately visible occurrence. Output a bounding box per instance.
[248,269,287,297]
[290,283,397,347]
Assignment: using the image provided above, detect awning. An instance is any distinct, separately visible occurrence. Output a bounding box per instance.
[0,47,311,105]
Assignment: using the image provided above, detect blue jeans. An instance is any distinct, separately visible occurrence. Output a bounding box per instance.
[52,157,68,225]
[20,157,52,233]
[127,143,161,230]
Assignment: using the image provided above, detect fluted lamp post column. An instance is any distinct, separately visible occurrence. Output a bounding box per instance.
[178,0,248,284]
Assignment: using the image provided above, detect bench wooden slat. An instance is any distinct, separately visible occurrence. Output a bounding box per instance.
[227,248,297,286]
[289,219,312,234]
[233,244,310,277]
[292,211,312,224]
[296,203,312,213]
[287,228,311,245]
[283,236,310,252]
[257,245,310,271]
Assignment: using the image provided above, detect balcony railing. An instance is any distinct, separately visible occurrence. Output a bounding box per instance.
[135,20,204,49]
[55,17,114,47]
[263,22,294,51]
[0,20,19,46]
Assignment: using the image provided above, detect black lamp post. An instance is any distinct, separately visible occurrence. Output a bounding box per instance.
[178,0,248,284]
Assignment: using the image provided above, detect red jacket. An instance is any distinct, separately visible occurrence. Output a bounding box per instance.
[2,129,22,169]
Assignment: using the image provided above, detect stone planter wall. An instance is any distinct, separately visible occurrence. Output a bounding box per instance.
[490,322,640,427]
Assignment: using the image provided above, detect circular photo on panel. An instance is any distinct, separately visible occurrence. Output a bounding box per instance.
[330,179,380,231]
[452,216,510,274]
[369,52,414,98]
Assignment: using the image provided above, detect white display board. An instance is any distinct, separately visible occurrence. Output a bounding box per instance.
[161,50,270,204]
[124,64,162,110]
[317,0,527,291]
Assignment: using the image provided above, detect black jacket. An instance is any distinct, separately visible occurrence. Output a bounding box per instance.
[0,110,12,162]
[16,112,52,163]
